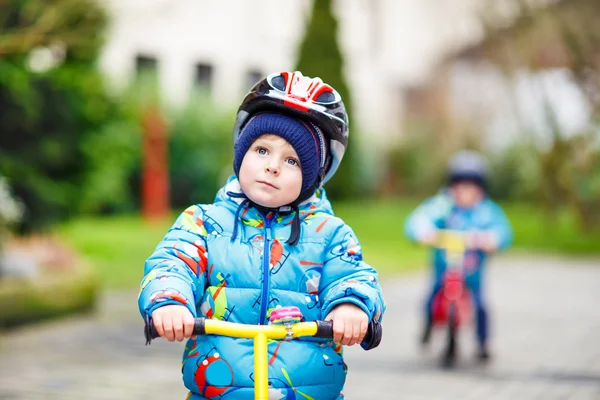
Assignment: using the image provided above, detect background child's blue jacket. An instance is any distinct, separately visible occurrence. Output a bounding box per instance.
[138,177,385,399]
[404,191,513,289]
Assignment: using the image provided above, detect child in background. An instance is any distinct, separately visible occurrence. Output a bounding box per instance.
[405,150,512,360]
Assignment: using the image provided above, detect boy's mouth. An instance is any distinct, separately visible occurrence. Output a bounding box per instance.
[257,180,278,189]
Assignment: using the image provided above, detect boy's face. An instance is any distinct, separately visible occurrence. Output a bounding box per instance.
[449,180,484,208]
[239,134,303,208]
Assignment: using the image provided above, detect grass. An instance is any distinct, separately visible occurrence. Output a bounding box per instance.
[499,202,600,254]
[334,200,428,277]
[56,215,174,289]
[55,199,600,289]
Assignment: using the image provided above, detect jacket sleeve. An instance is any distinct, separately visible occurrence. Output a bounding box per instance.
[486,201,514,251]
[404,194,452,242]
[319,222,385,322]
[138,205,209,320]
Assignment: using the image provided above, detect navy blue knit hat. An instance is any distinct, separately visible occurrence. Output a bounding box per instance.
[233,113,327,203]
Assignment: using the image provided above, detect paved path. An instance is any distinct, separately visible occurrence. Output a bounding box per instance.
[1,254,600,399]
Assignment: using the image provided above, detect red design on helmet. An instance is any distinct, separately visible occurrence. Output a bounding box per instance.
[233,71,349,185]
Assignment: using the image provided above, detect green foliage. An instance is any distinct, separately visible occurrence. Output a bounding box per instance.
[538,132,600,231]
[385,130,547,203]
[294,0,360,199]
[79,119,142,214]
[79,76,236,212]
[383,124,448,197]
[167,92,235,207]
[384,120,600,233]
[295,0,350,108]
[0,0,107,59]
[487,142,543,201]
[56,215,173,288]
[0,0,132,232]
[0,62,131,231]
[500,201,600,254]
[477,0,600,230]
[485,130,600,231]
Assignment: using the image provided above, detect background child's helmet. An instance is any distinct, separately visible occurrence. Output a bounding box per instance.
[233,71,349,187]
[447,150,489,189]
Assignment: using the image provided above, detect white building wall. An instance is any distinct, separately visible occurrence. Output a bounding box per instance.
[448,61,594,152]
[99,0,486,145]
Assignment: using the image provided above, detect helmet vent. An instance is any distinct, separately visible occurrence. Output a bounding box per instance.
[270,75,286,91]
[316,91,335,103]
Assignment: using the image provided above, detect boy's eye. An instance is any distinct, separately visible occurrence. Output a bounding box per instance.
[286,158,299,166]
[257,147,268,155]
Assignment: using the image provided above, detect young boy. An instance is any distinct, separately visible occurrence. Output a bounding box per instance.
[138,71,385,399]
[404,150,513,360]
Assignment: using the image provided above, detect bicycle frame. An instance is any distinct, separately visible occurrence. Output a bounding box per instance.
[438,230,467,268]
[433,230,472,327]
[200,319,321,399]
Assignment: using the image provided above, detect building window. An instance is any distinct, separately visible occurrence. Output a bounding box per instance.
[246,69,263,91]
[135,54,158,76]
[195,63,213,93]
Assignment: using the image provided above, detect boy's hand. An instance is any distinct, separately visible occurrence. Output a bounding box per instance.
[151,305,196,342]
[325,303,369,346]
[417,230,439,247]
[478,233,498,253]
[467,230,498,253]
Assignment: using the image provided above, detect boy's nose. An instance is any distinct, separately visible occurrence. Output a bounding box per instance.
[265,163,280,176]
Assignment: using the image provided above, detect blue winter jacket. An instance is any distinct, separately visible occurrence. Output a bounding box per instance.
[138,177,386,399]
[404,191,513,289]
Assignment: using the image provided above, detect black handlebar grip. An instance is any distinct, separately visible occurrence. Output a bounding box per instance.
[314,320,334,338]
[314,319,383,351]
[360,320,383,351]
[145,317,206,345]
[193,318,206,336]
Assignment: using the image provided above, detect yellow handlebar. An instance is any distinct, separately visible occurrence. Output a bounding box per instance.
[202,319,320,339]
[437,230,467,253]
[146,318,333,343]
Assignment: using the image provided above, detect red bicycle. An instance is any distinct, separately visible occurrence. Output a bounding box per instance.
[429,230,474,367]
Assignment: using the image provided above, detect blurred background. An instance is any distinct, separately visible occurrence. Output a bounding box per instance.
[0,0,599,399]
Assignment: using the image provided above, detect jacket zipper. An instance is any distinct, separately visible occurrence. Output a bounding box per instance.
[259,214,273,324]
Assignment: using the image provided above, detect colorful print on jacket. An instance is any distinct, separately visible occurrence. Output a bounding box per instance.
[404,191,513,289]
[138,177,386,399]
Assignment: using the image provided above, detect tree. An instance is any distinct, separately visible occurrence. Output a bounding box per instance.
[449,0,600,230]
[485,0,600,230]
[0,0,106,58]
[295,0,360,200]
[0,0,136,232]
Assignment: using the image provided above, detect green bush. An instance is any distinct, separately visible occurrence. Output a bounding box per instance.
[0,0,137,231]
[383,124,448,197]
[383,128,546,202]
[167,92,235,207]
[0,61,135,231]
[487,142,543,201]
[79,119,142,214]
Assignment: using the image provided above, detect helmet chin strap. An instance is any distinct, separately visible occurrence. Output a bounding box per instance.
[282,176,323,246]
